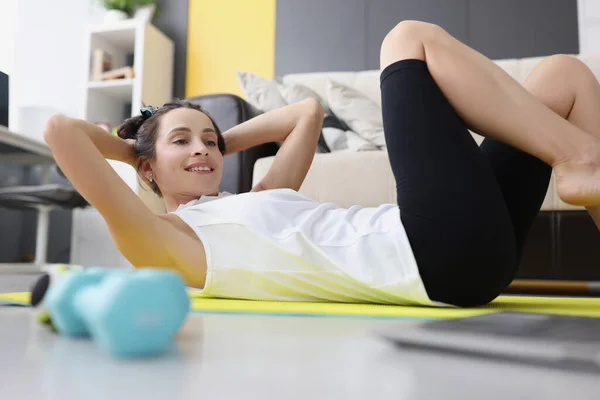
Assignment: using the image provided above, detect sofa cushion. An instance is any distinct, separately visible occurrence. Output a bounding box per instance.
[326,80,386,149]
[283,71,382,109]
[319,113,376,153]
[277,81,332,115]
[321,126,379,152]
[236,71,340,154]
[253,151,396,208]
[236,71,287,112]
[321,112,378,152]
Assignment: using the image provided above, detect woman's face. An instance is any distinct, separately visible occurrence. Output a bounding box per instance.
[149,108,224,199]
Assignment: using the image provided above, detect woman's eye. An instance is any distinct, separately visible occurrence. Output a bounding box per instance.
[173,139,187,145]
[206,140,217,146]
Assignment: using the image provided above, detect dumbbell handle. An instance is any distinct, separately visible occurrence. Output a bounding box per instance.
[71,285,101,335]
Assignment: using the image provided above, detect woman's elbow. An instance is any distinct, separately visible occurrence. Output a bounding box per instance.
[303,98,325,120]
[43,114,72,142]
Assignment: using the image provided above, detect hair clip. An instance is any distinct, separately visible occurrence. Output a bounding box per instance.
[140,105,159,119]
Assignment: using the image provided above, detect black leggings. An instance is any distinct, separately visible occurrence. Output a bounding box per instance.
[381,59,551,307]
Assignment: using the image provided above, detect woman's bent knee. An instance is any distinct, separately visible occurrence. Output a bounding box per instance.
[412,218,518,308]
[380,20,446,70]
[543,54,585,70]
[426,255,517,307]
[534,54,591,83]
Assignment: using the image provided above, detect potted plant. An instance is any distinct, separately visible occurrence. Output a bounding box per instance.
[100,0,158,23]
[101,0,134,23]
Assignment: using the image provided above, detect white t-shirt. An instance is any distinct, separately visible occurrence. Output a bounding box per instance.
[171,188,434,305]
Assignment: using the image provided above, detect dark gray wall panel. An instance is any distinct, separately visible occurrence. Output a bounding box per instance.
[275,0,578,75]
[468,0,579,59]
[16,166,73,264]
[0,166,25,262]
[18,209,72,263]
[275,0,367,76]
[0,208,23,262]
[365,0,468,70]
[154,0,189,99]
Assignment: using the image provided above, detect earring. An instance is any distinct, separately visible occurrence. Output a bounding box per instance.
[148,173,153,182]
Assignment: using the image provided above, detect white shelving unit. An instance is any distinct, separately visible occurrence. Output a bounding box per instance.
[71,20,174,268]
[87,78,135,102]
[82,20,174,130]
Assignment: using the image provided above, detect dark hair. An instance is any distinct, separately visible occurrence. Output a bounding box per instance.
[117,100,226,197]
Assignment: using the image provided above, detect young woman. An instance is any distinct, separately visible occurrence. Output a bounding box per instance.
[44,21,600,307]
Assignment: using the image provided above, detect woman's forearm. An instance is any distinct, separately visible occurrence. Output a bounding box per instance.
[55,117,136,165]
[222,99,323,155]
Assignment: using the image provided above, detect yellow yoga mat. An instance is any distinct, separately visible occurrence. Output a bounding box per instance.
[2,292,600,319]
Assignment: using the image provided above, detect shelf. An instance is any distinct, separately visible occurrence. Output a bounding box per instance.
[87,79,134,102]
[88,20,141,51]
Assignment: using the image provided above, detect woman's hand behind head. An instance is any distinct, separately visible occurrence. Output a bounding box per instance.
[123,138,139,168]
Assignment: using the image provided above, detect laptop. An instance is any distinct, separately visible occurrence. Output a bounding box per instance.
[377,312,600,371]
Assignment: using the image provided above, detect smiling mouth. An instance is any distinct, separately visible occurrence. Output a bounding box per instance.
[186,166,214,173]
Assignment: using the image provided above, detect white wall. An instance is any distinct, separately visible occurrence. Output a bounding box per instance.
[578,0,600,54]
[9,0,105,138]
[0,0,17,75]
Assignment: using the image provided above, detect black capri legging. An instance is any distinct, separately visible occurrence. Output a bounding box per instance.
[381,59,551,307]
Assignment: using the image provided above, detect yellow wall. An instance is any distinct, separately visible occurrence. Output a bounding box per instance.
[186,0,276,97]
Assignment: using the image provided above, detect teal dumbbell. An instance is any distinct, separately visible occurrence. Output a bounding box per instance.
[34,268,190,357]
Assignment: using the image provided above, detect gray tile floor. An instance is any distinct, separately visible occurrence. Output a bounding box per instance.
[1,303,600,399]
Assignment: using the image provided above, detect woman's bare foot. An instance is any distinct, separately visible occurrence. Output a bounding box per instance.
[554,140,600,206]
